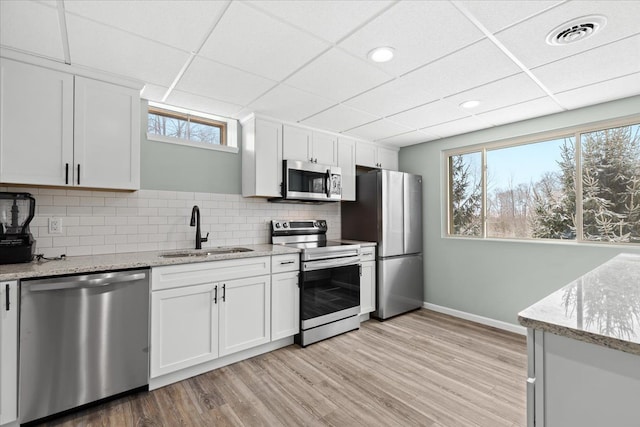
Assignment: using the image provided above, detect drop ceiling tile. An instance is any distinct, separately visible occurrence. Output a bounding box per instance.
[246,0,393,43]
[285,48,392,101]
[495,1,640,68]
[176,56,276,106]
[422,116,493,139]
[246,84,336,123]
[0,0,64,60]
[476,97,564,126]
[376,130,437,147]
[554,73,640,109]
[198,2,329,81]
[344,39,521,116]
[339,1,484,76]
[300,104,378,133]
[66,15,190,86]
[166,90,244,118]
[443,73,548,114]
[386,100,470,129]
[457,1,562,33]
[141,84,169,102]
[65,0,228,52]
[532,35,640,93]
[343,119,414,141]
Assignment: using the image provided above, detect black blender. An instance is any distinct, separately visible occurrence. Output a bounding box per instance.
[0,192,36,264]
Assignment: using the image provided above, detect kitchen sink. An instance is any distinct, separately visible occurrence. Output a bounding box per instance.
[159,247,253,258]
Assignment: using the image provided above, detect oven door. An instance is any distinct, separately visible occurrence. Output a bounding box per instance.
[299,263,360,329]
[284,160,341,201]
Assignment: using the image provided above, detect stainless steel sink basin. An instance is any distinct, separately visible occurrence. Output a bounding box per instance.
[159,247,253,258]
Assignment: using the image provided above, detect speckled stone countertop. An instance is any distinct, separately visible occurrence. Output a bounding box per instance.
[518,253,640,356]
[0,244,300,281]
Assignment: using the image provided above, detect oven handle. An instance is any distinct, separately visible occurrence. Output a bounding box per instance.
[302,256,361,271]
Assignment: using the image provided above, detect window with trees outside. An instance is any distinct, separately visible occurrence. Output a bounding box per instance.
[147,104,234,151]
[447,120,640,245]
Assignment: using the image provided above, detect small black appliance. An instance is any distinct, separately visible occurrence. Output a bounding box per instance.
[0,192,36,264]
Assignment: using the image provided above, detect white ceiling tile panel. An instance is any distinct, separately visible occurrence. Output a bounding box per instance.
[553,73,640,109]
[285,48,392,101]
[166,90,244,118]
[442,73,549,115]
[476,97,564,126]
[300,104,378,133]
[339,1,485,76]
[387,100,470,129]
[422,116,493,139]
[246,84,336,123]
[246,0,394,43]
[66,15,190,86]
[495,1,640,68]
[376,130,438,147]
[198,2,330,81]
[64,0,228,52]
[531,35,640,93]
[458,1,562,33]
[0,0,64,61]
[343,119,414,141]
[176,56,276,106]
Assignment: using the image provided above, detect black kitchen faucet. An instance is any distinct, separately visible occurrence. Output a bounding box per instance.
[190,205,209,249]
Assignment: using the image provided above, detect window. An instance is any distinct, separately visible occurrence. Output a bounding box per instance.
[446,120,640,245]
[146,103,238,152]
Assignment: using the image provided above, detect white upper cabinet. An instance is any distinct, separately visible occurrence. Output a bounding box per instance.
[282,124,337,166]
[338,137,356,201]
[0,59,74,186]
[355,141,398,170]
[0,58,141,190]
[242,116,283,198]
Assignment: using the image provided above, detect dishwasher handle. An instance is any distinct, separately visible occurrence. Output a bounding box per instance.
[28,272,146,292]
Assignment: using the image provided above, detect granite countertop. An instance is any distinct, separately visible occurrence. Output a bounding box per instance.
[518,253,640,356]
[0,244,300,281]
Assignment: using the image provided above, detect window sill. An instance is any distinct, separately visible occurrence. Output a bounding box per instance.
[147,133,239,154]
[441,234,640,249]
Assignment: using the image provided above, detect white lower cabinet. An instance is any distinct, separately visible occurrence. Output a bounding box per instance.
[359,248,376,315]
[271,271,300,340]
[0,281,18,426]
[219,275,271,357]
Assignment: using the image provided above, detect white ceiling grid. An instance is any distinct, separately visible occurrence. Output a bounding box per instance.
[0,0,639,147]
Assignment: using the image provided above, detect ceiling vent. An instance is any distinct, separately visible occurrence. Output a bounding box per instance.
[546,15,607,46]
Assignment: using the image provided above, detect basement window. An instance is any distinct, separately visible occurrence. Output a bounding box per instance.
[147,103,238,153]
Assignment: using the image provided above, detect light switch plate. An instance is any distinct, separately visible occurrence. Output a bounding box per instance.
[49,217,62,234]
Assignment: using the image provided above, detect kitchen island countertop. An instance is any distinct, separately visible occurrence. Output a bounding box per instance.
[518,253,640,356]
[0,244,300,281]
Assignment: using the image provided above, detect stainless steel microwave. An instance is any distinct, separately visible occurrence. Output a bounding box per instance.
[282,160,341,202]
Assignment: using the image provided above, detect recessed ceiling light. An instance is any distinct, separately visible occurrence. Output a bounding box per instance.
[368,47,395,63]
[460,100,480,109]
[546,15,607,46]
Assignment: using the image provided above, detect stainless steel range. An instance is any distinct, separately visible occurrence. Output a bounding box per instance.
[271,220,361,347]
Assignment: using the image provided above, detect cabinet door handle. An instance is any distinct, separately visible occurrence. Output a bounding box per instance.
[65,163,69,184]
[77,164,81,185]
[222,284,226,302]
[359,264,362,276]
[214,285,218,304]
[280,260,295,265]
[5,284,9,311]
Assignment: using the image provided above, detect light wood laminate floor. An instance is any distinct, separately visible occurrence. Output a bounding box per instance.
[38,309,527,427]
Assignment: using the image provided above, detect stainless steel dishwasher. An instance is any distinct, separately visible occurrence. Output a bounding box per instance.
[19,269,150,424]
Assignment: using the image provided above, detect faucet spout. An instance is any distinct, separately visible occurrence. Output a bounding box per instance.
[190,205,208,249]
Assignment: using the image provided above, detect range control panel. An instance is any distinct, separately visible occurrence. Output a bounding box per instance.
[271,219,327,234]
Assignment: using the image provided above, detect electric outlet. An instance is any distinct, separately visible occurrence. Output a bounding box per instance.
[49,217,62,234]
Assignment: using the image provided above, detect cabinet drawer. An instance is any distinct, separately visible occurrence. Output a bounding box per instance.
[271,254,300,274]
[360,247,376,262]
[152,256,271,291]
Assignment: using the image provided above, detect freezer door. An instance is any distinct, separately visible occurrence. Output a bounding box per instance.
[375,254,423,320]
[403,173,423,254]
[380,170,404,257]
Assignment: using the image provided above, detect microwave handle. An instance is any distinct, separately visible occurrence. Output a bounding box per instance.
[325,170,331,198]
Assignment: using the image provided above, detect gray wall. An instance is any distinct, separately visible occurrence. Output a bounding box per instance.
[140,101,242,194]
[399,96,640,326]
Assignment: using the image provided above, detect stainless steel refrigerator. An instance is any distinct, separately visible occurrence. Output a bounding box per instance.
[341,170,424,320]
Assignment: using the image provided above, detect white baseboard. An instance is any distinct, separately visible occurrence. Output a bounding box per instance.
[423,302,526,335]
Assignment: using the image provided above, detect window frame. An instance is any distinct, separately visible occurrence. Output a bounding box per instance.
[146,102,238,153]
[443,115,640,246]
